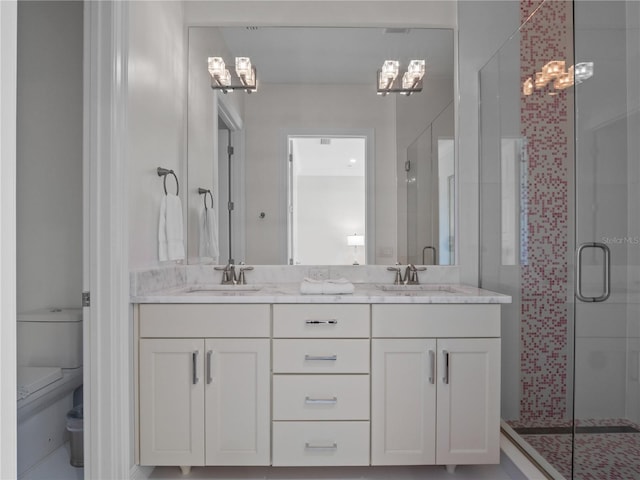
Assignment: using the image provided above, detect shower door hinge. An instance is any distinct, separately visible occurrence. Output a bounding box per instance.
[289,153,293,163]
[228,201,234,211]
[227,145,234,156]
[82,291,90,308]
[289,258,294,265]
[405,160,411,172]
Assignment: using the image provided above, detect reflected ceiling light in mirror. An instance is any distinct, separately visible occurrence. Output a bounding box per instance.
[377,59,425,96]
[208,56,258,93]
[523,60,593,96]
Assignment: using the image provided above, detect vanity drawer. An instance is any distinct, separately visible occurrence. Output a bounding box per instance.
[273,339,369,373]
[273,375,369,421]
[372,304,501,338]
[272,421,370,466]
[139,304,270,338]
[273,304,369,338]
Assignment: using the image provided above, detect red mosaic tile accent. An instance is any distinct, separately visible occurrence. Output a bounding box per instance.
[519,0,573,422]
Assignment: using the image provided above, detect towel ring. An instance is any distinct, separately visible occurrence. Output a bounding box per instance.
[198,188,214,210]
[157,167,179,195]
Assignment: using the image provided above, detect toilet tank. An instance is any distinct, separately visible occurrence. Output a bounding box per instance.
[17,308,83,369]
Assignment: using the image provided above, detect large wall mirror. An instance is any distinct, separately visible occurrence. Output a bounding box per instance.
[186,26,455,266]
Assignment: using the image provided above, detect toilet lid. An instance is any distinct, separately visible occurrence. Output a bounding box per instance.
[17,366,63,396]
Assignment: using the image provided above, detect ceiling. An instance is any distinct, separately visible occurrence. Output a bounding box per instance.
[218,26,454,85]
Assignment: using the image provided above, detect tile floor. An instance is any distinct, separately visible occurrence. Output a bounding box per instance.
[512,418,640,480]
[19,442,83,480]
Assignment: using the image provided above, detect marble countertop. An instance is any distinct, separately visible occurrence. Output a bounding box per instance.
[131,283,511,304]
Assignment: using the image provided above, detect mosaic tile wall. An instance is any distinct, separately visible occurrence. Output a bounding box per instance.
[519,0,573,422]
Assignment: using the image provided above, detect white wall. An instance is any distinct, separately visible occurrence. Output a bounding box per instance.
[184,1,456,28]
[16,1,83,312]
[128,1,186,270]
[0,1,18,476]
[457,0,520,285]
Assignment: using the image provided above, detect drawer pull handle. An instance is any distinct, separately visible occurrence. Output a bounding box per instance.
[305,319,338,325]
[304,354,338,361]
[305,396,338,405]
[443,350,450,384]
[305,442,338,450]
[206,350,214,385]
[428,350,435,384]
[192,351,199,385]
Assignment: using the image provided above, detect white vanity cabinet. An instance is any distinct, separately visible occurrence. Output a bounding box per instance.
[271,304,370,466]
[137,304,271,468]
[134,297,505,473]
[371,305,501,467]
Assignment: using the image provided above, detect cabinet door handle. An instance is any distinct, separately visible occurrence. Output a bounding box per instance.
[305,442,338,450]
[428,350,435,384]
[192,351,199,385]
[206,350,213,385]
[305,319,338,325]
[304,396,338,405]
[304,354,338,361]
[442,350,450,384]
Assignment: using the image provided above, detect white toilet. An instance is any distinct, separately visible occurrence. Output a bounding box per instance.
[16,307,83,476]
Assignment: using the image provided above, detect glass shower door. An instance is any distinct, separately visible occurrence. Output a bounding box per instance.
[572,1,640,478]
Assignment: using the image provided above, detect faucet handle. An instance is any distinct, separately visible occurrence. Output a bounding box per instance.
[387,266,403,285]
[237,265,254,285]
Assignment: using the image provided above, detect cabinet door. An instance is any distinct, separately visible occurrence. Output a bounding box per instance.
[139,339,205,466]
[371,339,437,465]
[436,338,501,465]
[204,339,270,465]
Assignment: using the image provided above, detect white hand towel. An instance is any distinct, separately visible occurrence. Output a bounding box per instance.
[300,277,355,295]
[158,193,185,261]
[199,204,219,262]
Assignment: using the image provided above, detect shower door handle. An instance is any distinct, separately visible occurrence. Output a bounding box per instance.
[576,242,611,302]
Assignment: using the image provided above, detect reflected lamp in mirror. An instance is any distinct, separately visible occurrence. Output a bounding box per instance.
[208,56,258,93]
[377,59,425,96]
[347,234,365,265]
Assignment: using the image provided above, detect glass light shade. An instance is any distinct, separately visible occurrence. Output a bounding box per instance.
[347,234,365,246]
[407,59,426,81]
[208,57,226,78]
[574,62,594,83]
[523,77,534,96]
[542,60,565,79]
[379,60,400,89]
[402,71,415,89]
[235,57,253,77]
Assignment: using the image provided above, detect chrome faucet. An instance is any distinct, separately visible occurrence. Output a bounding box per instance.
[214,263,237,285]
[404,264,427,285]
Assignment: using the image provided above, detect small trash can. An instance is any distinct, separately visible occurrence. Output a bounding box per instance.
[66,405,83,467]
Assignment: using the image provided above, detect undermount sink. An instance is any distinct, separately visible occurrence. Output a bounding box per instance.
[376,284,462,293]
[183,284,263,294]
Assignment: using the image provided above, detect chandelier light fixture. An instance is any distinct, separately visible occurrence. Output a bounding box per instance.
[208,56,258,93]
[523,61,593,96]
[377,59,426,96]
